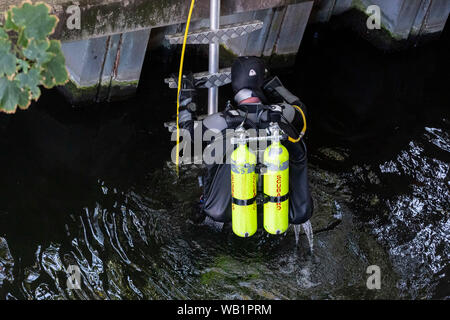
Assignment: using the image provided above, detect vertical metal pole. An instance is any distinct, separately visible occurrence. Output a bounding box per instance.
[208,0,220,115]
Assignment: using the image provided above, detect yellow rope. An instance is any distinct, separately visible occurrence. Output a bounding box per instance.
[288,104,307,143]
[175,0,196,176]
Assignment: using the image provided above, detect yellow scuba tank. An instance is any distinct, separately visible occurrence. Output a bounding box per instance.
[263,125,289,235]
[231,138,257,238]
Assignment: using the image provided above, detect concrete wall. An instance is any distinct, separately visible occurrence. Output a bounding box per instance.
[310,0,353,22]
[3,0,447,104]
[359,0,449,39]
[56,0,315,104]
[60,28,150,104]
[0,0,312,42]
[186,1,314,66]
[313,0,450,40]
[360,0,423,39]
[420,0,450,34]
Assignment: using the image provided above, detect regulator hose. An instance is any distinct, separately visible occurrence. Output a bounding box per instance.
[287,104,307,143]
[175,0,196,175]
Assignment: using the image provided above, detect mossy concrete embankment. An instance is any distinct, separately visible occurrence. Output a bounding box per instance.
[311,0,450,50]
[0,0,313,104]
[2,0,448,104]
[1,0,310,42]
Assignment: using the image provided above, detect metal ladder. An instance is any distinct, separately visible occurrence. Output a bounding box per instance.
[164,0,263,115]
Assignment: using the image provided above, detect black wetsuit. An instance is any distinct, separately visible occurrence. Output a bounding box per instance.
[179,100,314,225]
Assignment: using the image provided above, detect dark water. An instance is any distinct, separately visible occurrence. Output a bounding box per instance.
[0,22,448,300]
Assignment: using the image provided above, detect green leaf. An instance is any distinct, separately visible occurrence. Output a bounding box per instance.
[17,29,29,48]
[17,88,31,110]
[16,59,30,73]
[23,39,53,65]
[0,27,8,40]
[41,40,68,88]
[4,11,19,32]
[1,3,66,113]
[0,78,29,113]
[16,67,41,100]
[0,39,17,76]
[11,2,57,41]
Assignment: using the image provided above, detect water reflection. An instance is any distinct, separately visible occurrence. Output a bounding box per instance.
[0,159,404,299]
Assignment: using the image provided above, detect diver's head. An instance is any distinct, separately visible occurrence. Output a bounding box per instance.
[231,56,266,104]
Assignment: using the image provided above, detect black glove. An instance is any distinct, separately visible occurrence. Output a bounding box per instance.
[175,72,197,113]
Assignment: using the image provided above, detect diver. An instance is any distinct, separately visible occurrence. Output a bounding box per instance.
[177,56,313,230]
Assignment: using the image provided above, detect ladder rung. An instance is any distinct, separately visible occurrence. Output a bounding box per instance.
[164,67,231,89]
[166,20,264,45]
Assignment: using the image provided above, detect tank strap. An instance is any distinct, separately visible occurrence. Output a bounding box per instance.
[232,196,257,206]
[264,193,289,203]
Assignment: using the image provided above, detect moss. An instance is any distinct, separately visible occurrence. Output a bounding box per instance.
[352,0,367,12]
[59,78,139,105]
[351,0,403,41]
[317,147,348,161]
[200,269,226,286]
[108,79,139,101]
[58,79,98,105]
[111,79,139,87]
[105,259,138,299]
[200,255,262,287]
[330,7,411,51]
[50,0,174,42]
